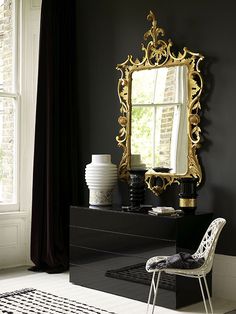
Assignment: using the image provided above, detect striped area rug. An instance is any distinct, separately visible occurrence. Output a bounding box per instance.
[0,288,116,314]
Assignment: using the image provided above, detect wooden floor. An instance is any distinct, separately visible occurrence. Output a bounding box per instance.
[0,267,236,313]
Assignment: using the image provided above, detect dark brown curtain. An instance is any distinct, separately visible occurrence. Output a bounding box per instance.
[30,0,79,273]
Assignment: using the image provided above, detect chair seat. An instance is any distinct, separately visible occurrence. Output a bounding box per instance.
[146,253,205,276]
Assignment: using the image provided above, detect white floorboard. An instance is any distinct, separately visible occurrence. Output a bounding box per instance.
[0,267,236,313]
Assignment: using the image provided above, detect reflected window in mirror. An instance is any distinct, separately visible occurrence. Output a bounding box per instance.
[131,65,188,174]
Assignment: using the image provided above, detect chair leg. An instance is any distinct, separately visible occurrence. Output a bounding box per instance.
[198,276,209,314]
[203,275,213,314]
[151,271,161,314]
[146,272,155,314]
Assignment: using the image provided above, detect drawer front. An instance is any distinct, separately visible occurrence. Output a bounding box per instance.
[69,262,176,308]
[70,206,177,240]
[70,263,154,304]
[70,226,175,259]
[70,245,147,270]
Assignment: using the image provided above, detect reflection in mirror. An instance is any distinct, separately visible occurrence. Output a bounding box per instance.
[131,65,188,174]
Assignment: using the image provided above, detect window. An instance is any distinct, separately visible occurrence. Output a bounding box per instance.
[131,66,188,173]
[0,0,18,209]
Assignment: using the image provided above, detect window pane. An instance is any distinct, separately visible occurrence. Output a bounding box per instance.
[132,70,156,104]
[0,96,16,204]
[0,0,15,93]
[131,104,186,171]
[131,106,154,168]
[156,105,175,169]
[131,66,188,105]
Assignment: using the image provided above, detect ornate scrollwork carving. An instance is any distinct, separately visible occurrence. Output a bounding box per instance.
[116,11,204,195]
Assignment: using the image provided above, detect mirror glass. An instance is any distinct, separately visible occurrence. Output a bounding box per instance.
[131,65,188,174]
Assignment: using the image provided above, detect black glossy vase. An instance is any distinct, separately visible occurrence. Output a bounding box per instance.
[129,169,147,212]
[179,177,198,214]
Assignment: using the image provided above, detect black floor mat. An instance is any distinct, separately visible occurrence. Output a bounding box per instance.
[105,262,176,291]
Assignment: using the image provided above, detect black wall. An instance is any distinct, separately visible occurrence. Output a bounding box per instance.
[75,0,236,256]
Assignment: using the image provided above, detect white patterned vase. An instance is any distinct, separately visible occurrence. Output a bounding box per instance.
[85,154,117,206]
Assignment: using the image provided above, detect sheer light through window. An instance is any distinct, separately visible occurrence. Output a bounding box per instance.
[0,0,18,206]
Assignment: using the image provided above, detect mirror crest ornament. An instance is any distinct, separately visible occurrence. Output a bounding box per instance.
[116,11,204,196]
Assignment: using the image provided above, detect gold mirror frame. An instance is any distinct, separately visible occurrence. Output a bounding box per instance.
[116,11,204,195]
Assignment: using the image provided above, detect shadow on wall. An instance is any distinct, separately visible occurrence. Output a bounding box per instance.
[199,56,217,187]
[212,185,236,255]
[200,57,217,150]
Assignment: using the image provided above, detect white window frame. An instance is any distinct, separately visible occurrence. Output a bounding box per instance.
[0,0,20,212]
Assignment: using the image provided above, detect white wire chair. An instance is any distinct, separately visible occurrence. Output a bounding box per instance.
[145,217,226,314]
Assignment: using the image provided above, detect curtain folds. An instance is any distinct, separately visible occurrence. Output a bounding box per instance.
[30,0,79,273]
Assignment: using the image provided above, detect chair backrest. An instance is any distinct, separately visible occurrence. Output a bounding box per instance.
[192,217,226,274]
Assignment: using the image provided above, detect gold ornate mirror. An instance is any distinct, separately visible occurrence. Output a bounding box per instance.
[116,11,204,196]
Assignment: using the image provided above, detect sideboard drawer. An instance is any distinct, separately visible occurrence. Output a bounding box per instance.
[70,206,177,240]
[70,226,175,258]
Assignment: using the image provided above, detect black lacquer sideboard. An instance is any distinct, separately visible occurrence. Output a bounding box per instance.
[70,206,212,310]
